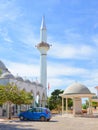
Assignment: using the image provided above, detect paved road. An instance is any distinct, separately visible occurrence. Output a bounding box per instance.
[0,115,98,130]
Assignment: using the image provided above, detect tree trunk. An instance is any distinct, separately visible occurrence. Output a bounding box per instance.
[8,102,12,119]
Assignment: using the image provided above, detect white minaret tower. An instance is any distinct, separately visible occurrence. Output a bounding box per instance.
[36,16,50,89]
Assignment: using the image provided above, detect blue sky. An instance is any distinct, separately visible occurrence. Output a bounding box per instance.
[0,0,98,95]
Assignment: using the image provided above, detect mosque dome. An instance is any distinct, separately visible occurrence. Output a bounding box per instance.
[0,60,7,70]
[15,76,24,81]
[32,82,37,85]
[64,82,91,95]
[1,72,14,79]
[37,83,43,87]
[25,79,31,83]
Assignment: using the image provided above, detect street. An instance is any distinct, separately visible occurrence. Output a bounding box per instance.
[0,115,98,130]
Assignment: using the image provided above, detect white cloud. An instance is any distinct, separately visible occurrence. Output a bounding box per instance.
[0,0,22,22]
[47,77,75,96]
[5,60,88,80]
[17,24,39,47]
[49,42,94,59]
[92,34,98,46]
[47,77,74,89]
[47,62,89,78]
[5,61,40,80]
[0,27,13,43]
[4,58,89,82]
[64,29,83,42]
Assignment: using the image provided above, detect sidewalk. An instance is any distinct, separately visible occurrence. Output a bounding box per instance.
[0,117,7,122]
[0,116,18,122]
[0,119,5,122]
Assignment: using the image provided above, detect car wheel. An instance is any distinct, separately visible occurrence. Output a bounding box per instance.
[40,116,46,121]
[20,116,24,121]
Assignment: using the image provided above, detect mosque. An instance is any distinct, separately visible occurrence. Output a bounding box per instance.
[0,16,50,117]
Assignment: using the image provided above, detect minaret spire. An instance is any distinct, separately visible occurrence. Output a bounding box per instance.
[40,16,46,30]
[40,16,47,43]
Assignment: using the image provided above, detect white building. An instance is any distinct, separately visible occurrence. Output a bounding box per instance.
[0,16,50,117]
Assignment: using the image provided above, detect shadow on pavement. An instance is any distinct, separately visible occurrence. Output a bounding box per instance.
[9,119,58,123]
[0,122,39,130]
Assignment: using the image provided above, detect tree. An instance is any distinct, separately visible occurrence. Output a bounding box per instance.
[92,101,98,108]
[48,89,73,112]
[82,104,87,109]
[67,98,73,108]
[48,89,63,112]
[0,85,7,105]
[0,69,2,76]
[85,100,89,108]
[0,83,33,119]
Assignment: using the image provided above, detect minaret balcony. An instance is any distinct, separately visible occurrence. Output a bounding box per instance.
[36,42,50,52]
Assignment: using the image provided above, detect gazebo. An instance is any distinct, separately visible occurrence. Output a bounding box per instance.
[60,82,95,116]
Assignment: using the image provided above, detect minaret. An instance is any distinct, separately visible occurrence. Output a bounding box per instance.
[36,16,50,89]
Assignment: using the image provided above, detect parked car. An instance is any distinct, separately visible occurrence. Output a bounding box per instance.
[18,107,51,121]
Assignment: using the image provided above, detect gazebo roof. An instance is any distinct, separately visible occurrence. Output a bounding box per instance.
[60,82,95,98]
[64,82,91,94]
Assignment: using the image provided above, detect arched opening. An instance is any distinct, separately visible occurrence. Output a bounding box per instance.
[41,93,46,107]
[30,90,34,107]
[36,92,40,107]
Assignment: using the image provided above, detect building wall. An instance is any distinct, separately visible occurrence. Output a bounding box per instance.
[0,77,47,117]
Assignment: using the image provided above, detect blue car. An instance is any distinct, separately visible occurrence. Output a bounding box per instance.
[18,107,51,121]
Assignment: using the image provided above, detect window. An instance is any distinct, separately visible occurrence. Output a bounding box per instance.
[36,108,41,112]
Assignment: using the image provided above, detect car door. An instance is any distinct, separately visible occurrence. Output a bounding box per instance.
[27,108,42,120]
[35,108,42,120]
[25,109,34,120]
[28,108,39,120]
[31,108,38,120]
[27,108,39,120]
[32,108,41,120]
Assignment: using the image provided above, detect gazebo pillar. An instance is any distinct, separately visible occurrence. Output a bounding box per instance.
[66,97,68,113]
[62,97,64,115]
[73,97,76,116]
[88,97,93,115]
